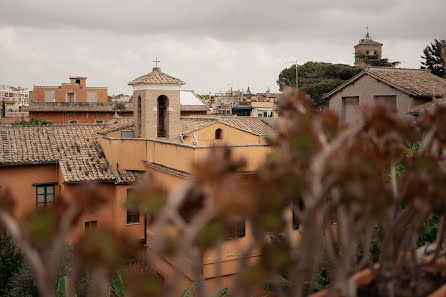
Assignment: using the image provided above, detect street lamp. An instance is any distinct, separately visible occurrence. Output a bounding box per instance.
[285,60,298,93]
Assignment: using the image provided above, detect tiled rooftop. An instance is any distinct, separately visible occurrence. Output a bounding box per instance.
[26,102,133,113]
[0,124,137,184]
[180,105,209,112]
[128,68,185,86]
[323,67,446,100]
[103,116,276,139]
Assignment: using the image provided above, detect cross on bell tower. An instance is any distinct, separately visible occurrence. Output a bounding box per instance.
[364,25,371,40]
[153,57,160,68]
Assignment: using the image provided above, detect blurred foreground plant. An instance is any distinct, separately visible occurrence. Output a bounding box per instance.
[2,90,446,297]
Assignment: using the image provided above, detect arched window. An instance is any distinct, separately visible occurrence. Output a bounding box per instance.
[157,95,168,137]
[215,128,223,140]
[137,96,142,137]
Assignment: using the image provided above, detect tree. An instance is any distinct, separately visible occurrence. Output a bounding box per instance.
[277,62,362,109]
[356,53,400,67]
[0,233,23,297]
[421,39,445,77]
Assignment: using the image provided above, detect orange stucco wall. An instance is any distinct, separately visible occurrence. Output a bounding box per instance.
[144,166,300,296]
[98,135,272,173]
[0,164,144,242]
[30,111,132,124]
[183,123,268,146]
[0,164,59,219]
[33,84,108,103]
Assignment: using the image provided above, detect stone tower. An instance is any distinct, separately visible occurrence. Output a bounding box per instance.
[354,30,383,67]
[128,67,185,139]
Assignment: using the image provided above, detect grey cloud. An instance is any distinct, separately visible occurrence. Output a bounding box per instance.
[0,0,443,42]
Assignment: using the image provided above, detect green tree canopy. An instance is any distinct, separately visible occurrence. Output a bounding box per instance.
[277,62,362,109]
[356,53,400,67]
[421,39,445,77]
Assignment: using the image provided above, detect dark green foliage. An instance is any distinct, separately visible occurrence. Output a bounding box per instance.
[356,54,400,67]
[276,62,362,109]
[4,244,90,297]
[417,215,439,248]
[0,233,23,297]
[421,39,445,77]
[5,263,38,297]
[314,267,330,291]
[12,117,53,126]
[114,102,126,111]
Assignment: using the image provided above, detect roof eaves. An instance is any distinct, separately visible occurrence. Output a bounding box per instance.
[321,71,367,100]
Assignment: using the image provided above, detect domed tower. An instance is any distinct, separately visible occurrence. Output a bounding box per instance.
[354,28,383,67]
[128,66,185,139]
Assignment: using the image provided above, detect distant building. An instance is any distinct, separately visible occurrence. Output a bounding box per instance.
[25,102,133,124]
[32,76,108,103]
[322,67,446,125]
[0,85,30,112]
[256,89,281,102]
[251,101,277,118]
[354,30,383,67]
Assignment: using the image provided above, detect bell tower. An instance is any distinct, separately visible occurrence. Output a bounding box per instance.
[129,63,185,139]
[354,27,383,67]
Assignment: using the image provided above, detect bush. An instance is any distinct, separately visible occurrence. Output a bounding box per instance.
[12,117,53,126]
[0,233,23,297]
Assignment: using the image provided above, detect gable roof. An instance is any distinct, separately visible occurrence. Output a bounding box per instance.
[101,116,276,139]
[322,67,446,100]
[128,68,185,86]
[0,124,138,184]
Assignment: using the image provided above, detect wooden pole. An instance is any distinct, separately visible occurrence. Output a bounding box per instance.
[441,40,446,78]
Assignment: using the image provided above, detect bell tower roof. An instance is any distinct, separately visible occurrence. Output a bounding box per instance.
[128,67,185,86]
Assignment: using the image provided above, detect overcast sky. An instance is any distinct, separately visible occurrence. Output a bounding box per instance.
[1,0,445,95]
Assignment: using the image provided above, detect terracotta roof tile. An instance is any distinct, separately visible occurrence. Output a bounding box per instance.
[0,125,137,184]
[100,116,276,139]
[128,68,185,86]
[26,102,133,113]
[180,105,209,112]
[323,68,446,100]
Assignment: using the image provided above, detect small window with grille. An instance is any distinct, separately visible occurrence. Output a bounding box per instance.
[36,184,55,208]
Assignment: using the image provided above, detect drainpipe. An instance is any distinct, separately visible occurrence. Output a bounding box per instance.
[144,213,147,246]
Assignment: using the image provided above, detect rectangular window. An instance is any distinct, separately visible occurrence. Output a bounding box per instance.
[95,120,104,124]
[69,120,78,125]
[126,189,140,224]
[86,91,97,103]
[342,96,360,124]
[36,184,55,208]
[85,221,97,229]
[44,91,55,102]
[225,220,246,239]
[258,113,262,117]
[374,95,397,112]
[121,130,134,138]
[67,92,75,103]
[76,79,81,85]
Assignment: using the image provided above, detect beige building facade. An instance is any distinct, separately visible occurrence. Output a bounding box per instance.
[323,67,446,125]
